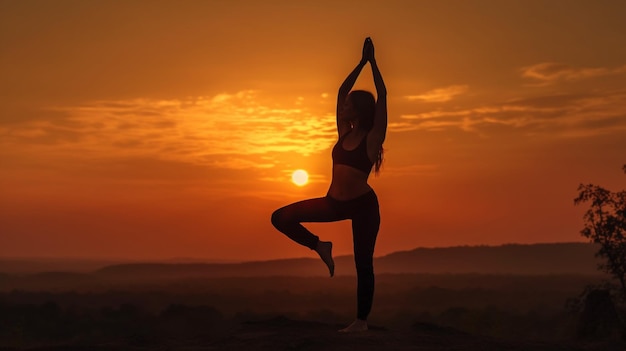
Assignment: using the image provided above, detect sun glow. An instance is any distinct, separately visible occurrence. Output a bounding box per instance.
[291,169,309,186]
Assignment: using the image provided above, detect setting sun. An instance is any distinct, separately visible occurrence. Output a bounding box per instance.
[291,169,309,186]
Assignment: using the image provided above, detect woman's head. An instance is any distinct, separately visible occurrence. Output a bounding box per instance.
[344,90,384,175]
[344,90,376,130]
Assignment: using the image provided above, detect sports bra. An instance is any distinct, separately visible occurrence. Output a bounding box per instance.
[332,131,374,174]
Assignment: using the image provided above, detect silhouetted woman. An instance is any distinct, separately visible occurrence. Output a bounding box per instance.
[271,37,386,332]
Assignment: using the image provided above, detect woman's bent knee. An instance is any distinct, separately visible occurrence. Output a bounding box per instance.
[271,208,283,229]
[272,207,293,231]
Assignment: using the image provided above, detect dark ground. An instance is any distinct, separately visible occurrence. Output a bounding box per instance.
[0,315,623,351]
[1,261,623,350]
[209,316,622,351]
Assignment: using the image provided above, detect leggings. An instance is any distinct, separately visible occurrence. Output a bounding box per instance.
[271,190,380,320]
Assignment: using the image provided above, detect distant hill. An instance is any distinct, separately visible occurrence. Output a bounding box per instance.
[0,243,601,280]
[375,242,601,275]
[0,257,236,274]
[90,242,601,281]
[0,243,605,290]
[0,258,127,274]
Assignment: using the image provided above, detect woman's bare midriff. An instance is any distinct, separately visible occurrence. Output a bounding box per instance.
[327,164,373,201]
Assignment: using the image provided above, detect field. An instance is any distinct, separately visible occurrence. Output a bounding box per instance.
[1,271,622,350]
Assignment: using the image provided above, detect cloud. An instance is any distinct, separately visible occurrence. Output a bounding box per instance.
[395,91,626,138]
[405,85,468,102]
[521,62,626,84]
[1,91,337,170]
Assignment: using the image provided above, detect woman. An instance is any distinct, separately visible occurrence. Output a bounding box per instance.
[271,37,386,333]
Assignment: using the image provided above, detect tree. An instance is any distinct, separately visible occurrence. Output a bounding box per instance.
[574,165,626,301]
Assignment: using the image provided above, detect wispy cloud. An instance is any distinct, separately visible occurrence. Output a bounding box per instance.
[1,91,337,170]
[405,85,468,102]
[522,62,626,84]
[395,91,626,138]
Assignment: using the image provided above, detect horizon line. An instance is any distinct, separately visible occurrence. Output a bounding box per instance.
[0,240,592,263]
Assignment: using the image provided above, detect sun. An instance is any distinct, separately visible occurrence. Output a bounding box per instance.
[291,169,309,186]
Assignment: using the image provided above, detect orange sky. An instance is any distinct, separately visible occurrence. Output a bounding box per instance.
[1,1,625,261]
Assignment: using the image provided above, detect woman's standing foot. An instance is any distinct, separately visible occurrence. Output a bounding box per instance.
[339,319,368,333]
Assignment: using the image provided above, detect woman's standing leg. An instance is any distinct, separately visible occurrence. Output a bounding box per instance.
[343,191,380,331]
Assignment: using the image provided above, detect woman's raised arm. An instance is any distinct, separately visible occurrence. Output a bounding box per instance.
[365,39,387,144]
[336,39,371,137]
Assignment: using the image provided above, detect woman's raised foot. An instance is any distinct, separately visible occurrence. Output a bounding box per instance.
[315,241,334,277]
